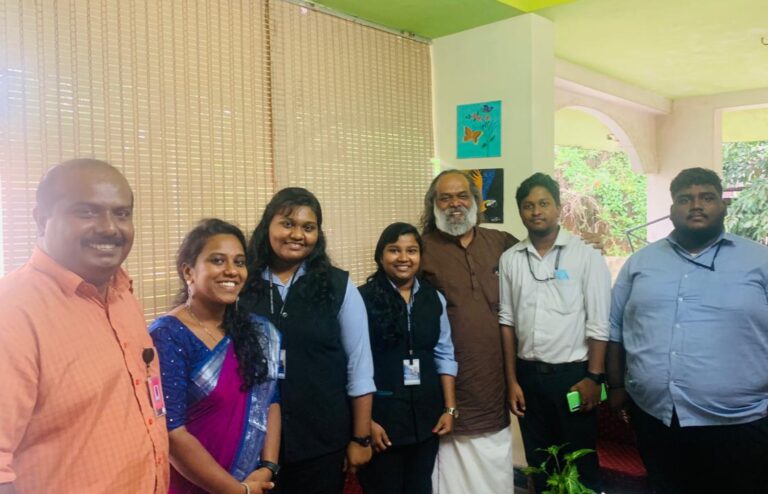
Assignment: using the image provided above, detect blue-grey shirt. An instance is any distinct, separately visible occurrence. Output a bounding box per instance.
[263,265,376,397]
[610,232,768,427]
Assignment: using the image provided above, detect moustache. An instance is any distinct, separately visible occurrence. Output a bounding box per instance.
[81,237,125,246]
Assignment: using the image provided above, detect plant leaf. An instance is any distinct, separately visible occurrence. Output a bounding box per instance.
[564,448,595,463]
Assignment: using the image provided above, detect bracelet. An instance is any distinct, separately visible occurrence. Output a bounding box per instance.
[240,482,251,494]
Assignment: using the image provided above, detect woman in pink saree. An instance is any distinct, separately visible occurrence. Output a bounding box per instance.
[151,219,281,494]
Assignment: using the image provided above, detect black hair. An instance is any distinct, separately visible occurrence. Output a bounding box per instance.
[515,172,560,208]
[245,187,335,306]
[35,158,133,217]
[176,218,268,390]
[420,169,484,234]
[670,167,723,198]
[365,222,423,343]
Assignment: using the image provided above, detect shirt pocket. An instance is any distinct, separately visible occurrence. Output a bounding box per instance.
[545,278,582,314]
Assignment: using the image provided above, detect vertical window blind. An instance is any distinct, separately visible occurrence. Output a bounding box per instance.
[0,0,433,319]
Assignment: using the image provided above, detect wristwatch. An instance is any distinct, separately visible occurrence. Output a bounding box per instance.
[257,460,280,480]
[585,371,606,384]
[443,407,460,419]
[351,435,372,447]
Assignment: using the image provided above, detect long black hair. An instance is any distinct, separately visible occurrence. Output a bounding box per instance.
[364,222,424,342]
[176,218,268,389]
[246,187,335,306]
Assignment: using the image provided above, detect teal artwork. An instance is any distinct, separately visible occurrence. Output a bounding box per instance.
[457,100,501,159]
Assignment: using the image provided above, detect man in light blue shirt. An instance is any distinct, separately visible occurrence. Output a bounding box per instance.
[608,168,768,494]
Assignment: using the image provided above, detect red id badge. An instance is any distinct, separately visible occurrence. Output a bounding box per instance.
[146,375,167,417]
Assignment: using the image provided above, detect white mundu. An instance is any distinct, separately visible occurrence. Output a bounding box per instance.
[431,426,515,494]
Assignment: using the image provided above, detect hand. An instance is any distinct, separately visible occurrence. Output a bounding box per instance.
[371,420,392,453]
[242,468,275,494]
[569,378,601,413]
[432,412,454,436]
[580,231,605,254]
[607,386,629,413]
[507,381,526,417]
[344,440,372,473]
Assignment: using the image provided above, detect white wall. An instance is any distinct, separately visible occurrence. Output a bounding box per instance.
[649,87,768,239]
[432,14,554,239]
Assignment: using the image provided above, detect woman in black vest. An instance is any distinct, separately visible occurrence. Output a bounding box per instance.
[239,188,375,494]
[357,222,458,494]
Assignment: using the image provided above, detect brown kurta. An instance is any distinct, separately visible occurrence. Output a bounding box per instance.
[422,227,518,434]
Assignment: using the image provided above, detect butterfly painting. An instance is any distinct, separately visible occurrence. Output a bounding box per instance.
[457,100,501,159]
[463,126,483,144]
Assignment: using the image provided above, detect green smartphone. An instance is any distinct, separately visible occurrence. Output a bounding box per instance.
[567,384,607,412]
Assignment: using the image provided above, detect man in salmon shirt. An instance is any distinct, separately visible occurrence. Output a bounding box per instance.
[0,159,169,494]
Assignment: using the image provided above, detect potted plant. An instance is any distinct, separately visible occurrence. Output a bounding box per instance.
[522,444,597,494]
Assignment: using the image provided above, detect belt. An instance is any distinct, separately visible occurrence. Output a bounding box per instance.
[517,358,587,374]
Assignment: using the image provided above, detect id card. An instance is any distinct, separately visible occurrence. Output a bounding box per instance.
[278,349,286,379]
[403,358,421,386]
[146,375,166,417]
[554,269,570,280]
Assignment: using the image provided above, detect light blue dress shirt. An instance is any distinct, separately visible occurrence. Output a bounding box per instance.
[263,265,376,397]
[392,278,458,377]
[610,232,768,427]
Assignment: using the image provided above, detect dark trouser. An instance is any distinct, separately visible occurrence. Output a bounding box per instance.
[631,403,768,494]
[516,359,600,494]
[357,435,439,494]
[274,448,346,494]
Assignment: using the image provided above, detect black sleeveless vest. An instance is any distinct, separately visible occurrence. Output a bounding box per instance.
[359,276,444,445]
[240,267,350,463]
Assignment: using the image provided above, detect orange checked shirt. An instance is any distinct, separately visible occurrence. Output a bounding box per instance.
[0,248,169,493]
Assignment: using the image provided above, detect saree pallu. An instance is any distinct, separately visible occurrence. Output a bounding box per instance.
[170,316,280,494]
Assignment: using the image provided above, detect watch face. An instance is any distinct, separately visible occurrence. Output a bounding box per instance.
[353,436,372,447]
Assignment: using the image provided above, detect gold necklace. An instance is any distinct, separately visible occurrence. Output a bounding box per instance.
[185,305,221,343]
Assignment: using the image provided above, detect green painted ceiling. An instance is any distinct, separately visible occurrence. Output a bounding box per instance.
[315,0,768,99]
[314,0,524,40]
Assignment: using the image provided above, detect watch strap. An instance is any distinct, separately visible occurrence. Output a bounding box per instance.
[351,435,372,447]
[257,460,280,480]
[585,371,606,384]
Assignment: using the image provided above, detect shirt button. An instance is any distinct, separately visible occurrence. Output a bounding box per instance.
[684,274,688,278]
[675,324,681,328]
[123,342,129,349]
[678,297,683,302]
[135,379,141,386]
[148,418,154,425]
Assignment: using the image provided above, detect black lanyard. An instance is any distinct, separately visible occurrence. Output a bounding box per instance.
[405,289,415,362]
[268,268,299,327]
[669,239,723,272]
[525,246,562,282]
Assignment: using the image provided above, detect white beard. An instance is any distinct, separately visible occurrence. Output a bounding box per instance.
[434,200,478,237]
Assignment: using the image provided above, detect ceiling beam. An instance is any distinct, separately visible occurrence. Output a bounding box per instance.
[555,59,671,114]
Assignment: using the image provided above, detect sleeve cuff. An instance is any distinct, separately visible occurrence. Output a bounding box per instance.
[347,379,376,397]
[435,360,458,377]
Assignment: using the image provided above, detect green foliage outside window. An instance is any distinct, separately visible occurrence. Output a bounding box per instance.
[722,141,768,244]
[554,146,647,256]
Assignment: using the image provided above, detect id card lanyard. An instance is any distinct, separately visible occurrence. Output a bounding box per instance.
[402,289,421,386]
[268,267,299,326]
[143,348,166,417]
[269,267,298,380]
[406,290,415,364]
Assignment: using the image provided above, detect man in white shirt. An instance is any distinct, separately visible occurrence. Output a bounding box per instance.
[499,173,611,493]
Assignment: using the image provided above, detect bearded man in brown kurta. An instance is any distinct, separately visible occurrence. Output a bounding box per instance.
[420,170,518,493]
